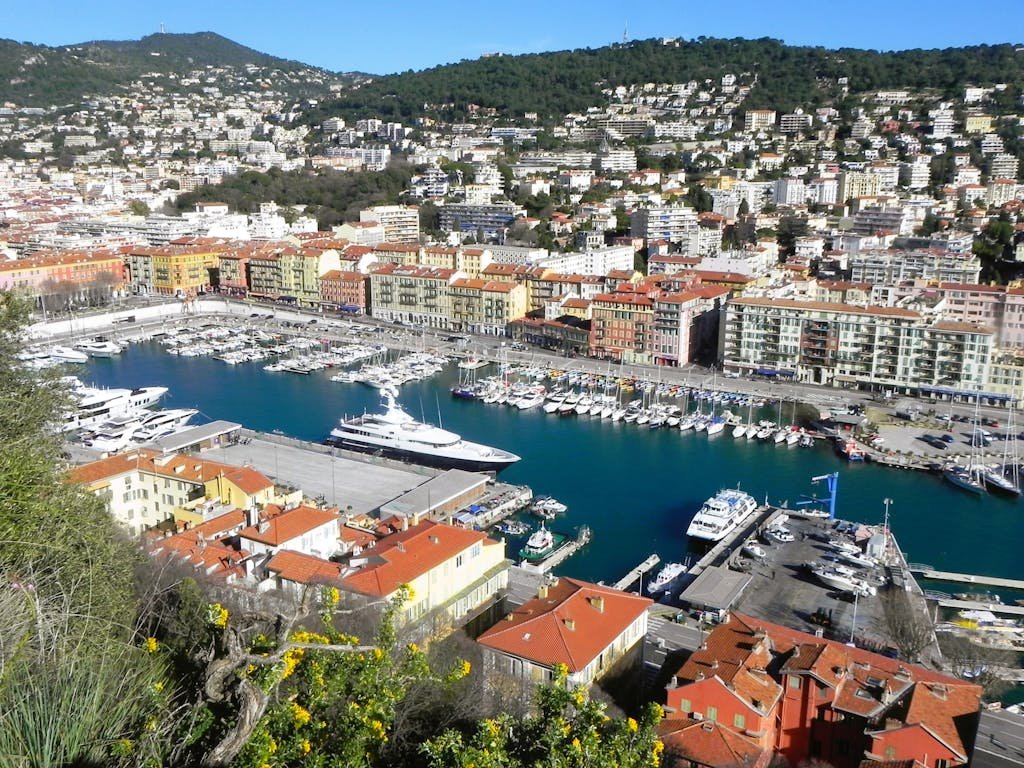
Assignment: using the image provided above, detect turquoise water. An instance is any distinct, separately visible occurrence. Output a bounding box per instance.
[83,344,1024,587]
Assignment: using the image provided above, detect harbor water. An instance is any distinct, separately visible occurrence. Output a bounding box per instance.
[83,343,1024,589]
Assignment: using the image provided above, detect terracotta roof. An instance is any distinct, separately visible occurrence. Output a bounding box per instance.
[477,578,650,673]
[658,720,772,768]
[341,520,495,598]
[237,504,339,547]
[69,450,273,493]
[267,550,345,585]
[732,296,920,319]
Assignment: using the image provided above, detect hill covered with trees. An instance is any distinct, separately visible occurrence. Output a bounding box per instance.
[0,32,357,105]
[309,37,1024,122]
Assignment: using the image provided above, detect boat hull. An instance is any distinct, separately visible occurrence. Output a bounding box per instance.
[326,435,518,473]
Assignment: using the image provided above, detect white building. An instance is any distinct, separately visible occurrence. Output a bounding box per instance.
[359,205,421,243]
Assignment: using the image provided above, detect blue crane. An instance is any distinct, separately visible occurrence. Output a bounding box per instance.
[796,472,839,519]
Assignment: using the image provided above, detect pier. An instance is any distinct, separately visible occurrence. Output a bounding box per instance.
[685,505,782,581]
[935,598,1024,617]
[612,554,661,592]
[908,565,1024,592]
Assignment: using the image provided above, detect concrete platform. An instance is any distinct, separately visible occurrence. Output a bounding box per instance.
[215,432,435,515]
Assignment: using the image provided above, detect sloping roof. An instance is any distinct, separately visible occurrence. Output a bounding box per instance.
[658,719,772,768]
[477,578,651,673]
[266,550,345,585]
[341,520,495,598]
[237,504,339,547]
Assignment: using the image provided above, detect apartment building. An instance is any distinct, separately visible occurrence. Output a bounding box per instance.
[838,171,881,202]
[849,249,981,284]
[589,289,655,364]
[651,286,728,367]
[277,247,342,307]
[743,109,777,132]
[319,269,367,313]
[0,250,127,304]
[723,297,993,393]
[438,202,525,238]
[358,205,420,243]
[69,449,278,536]
[779,110,812,133]
[127,245,222,297]
[535,245,635,276]
[368,263,459,328]
[449,278,528,335]
[630,205,700,253]
[419,246,494,277]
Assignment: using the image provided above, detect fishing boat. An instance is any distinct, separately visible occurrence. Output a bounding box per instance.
[647,562,687,595]
[519,523,566,562]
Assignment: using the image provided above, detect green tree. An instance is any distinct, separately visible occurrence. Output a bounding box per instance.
[422,664,664,768]
[128,199,150,216]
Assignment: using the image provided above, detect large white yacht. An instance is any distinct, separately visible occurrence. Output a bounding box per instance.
[685,488,759,543]
[329,387,520,472]
[63,382,168,432]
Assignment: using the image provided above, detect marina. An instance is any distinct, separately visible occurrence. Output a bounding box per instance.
[73,322,1024,590]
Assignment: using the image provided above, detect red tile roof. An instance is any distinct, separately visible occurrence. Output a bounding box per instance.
[267,550,345,585]
[658,720,772,768]
[341,520,496,598]
[477,578,650,673]
[237,504,340,547]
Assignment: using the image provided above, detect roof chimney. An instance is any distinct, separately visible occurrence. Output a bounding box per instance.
[257,519,270,534]
[563,617,575,631]
[590,595,605,613]
[401,516,409,531]
[538,584,549,599]
[396,540,405,553]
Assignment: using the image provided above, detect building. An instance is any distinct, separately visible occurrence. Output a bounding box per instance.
[338,519,508,628]
[743,110,777,132]
[127,245,222,297]
[278,247,342,307]
[723,297,993,393]
[652,287,729,367]
[359,205,420,244]
[536,245,635,276]
[238,503,342,578]
[368,263,459,328]
[68,449,279,536]
[589,289,655,364]
[838,171,881,203]
[779,110,813,133]
[849,249,981,285]
[448,278,528,335]
[0,250,127,307]
[477,577,651,689]
[334,220,385,246]
[438,202,525,239]
[319,269,367,313]
[660,613,981,768]
[631,205,700,253]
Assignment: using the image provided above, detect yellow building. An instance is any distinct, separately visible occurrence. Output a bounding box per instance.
[278,247,342,307]
[135,246,221,296]
[964,113,994,134]
[449,278,528,335]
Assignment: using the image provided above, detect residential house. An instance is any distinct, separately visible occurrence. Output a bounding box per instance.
[477,577,651,689]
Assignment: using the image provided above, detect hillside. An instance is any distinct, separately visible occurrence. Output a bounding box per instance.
[0,32,359,105]
[308,37,1024,122]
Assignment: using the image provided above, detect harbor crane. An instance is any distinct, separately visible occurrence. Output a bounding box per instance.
[796,472,839,519]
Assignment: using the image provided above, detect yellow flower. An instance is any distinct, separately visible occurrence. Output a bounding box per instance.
[407,642,419,654]
[208,602,228,628]
[291,702,311,726]
[301,739,311,755]
[268,738,278,754]
[144,637,158,654]
[280,648,304,680]
[153,681,164,693]
[562,723,571,737]
[627,717,639,732]
[653,740,665,754]
[484,719,500,737]
[460,659,472,676]
[571,737,581,752]
[373,648,384,661]
[572,690,586,706]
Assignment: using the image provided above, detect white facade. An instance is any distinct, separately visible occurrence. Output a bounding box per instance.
[536,245,634,276]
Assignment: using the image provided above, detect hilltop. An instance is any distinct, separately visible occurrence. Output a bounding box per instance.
[0,32,365,105]
[309,36,1024,122]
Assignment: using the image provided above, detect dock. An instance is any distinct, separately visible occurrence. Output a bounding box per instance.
[935,598,1024,617]
[612,554,661,592]
[686,505,782,581]
[908,565,1024,592]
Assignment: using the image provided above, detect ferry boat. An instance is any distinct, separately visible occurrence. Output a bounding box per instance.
[685,488,759,543]
[329,386,521,472]
[647,562,687,595]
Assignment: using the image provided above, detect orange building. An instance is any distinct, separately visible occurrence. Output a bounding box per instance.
[660,613,980,768]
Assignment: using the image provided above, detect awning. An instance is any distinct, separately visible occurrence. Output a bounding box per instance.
[919,385,1010,402]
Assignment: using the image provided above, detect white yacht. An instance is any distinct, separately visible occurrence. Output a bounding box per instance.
[132,408,200,442]
[685,488,759,543]
[76,339,123,357]
[63,384,168,432]
[811,565,877,597]
[329,387,520,472]
[48,345,89,364]
[515,392,545,410]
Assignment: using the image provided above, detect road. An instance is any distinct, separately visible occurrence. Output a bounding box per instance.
[974,710,1024,768]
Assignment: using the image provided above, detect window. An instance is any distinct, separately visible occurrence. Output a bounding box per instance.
[471,543,481,558]
[789,675,802,690]
[733,714,746,730]
[706,706,717,722]
[456,554,465,568]
[680,699,692,713]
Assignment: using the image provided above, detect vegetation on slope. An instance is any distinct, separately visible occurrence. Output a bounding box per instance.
[309,37,1024,122]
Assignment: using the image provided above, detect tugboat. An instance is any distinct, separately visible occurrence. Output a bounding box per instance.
[519,523,566,562]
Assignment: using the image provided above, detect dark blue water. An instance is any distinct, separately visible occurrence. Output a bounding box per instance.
[84,344,1024,587]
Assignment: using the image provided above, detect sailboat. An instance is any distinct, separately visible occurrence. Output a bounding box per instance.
[984,391,1021,496]
[944,396,987,495]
